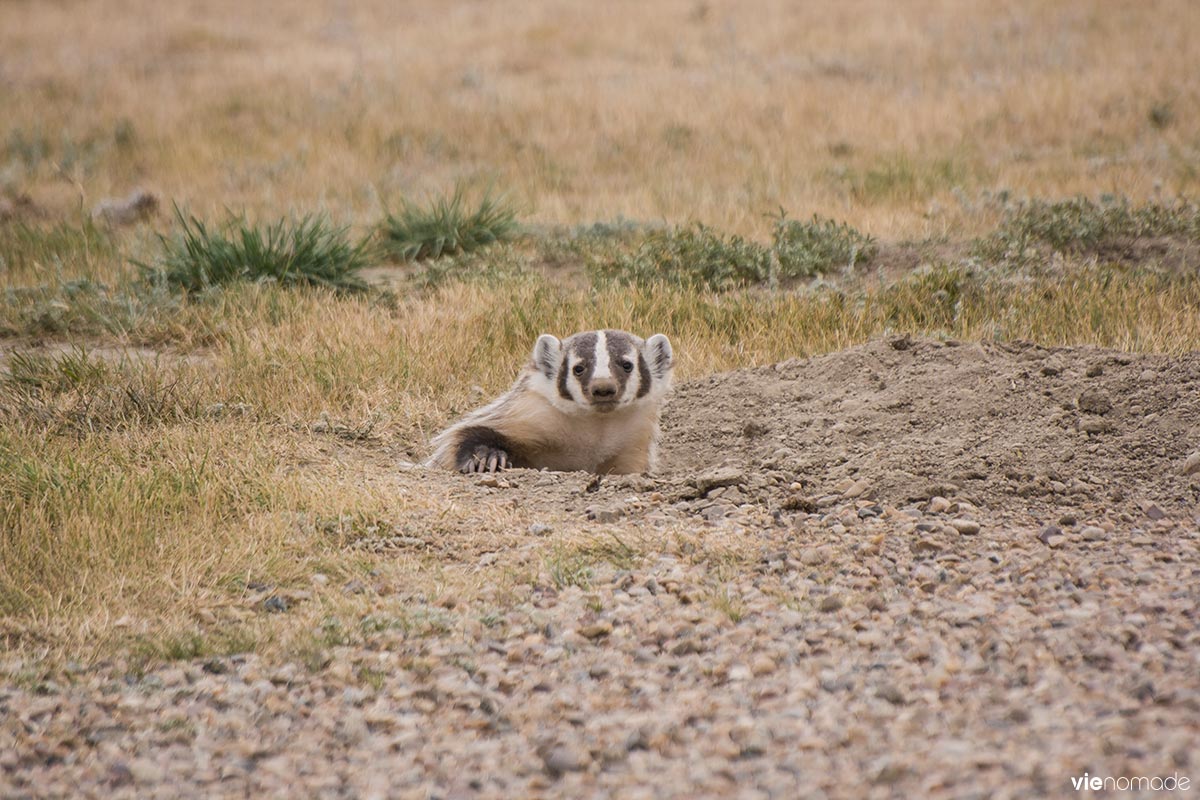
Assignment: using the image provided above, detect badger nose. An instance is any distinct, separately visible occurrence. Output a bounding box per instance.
[591,380,617,400]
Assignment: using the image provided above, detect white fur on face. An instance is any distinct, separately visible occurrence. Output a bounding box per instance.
[592,330,611,380]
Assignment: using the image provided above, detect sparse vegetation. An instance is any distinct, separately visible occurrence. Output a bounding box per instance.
[143,208,371,293]
[379,186,519,262]
[974,196,1200,263]
[771,212,878,278]
[593,223,772,289]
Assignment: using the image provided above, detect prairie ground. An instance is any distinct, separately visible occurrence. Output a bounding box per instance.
[2,1,1199,797]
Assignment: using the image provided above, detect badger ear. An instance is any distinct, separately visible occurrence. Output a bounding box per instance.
[644,333,673,379]
[531,334,562,379]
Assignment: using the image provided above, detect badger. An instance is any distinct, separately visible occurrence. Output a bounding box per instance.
[427,329,674,474]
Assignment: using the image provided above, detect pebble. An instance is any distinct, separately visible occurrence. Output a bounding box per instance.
[1183,452,1200,476]
[587,506,625,523]
[1037,525,1064,547]
[948,519,980,535]
[541,744,591,777]
[1080,526,1108,541]
[817,596,843,613]
[928,496,952,514]
[694,467,746,494]
[579,621,613,640]
[528,523,553,536]
[1140,502,1165,521]
[262,595,289,613]
[751,655,777,676]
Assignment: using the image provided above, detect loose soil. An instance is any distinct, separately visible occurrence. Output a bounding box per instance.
[3,338,1198,799]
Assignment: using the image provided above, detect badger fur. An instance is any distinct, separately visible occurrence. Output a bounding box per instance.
[427,329,674,474]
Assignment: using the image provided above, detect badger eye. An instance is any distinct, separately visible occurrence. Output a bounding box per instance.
[619,360,634,373]
[572,364,585,376]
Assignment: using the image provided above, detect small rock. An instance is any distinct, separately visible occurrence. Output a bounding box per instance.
[876,684,907,705]
[843,479,871,499]
[818,596,843,613]
[262,595,289,613]
[928,496,952,514]
[1080,525,1107,541]
[1140,502,1165,521]
[579,621,613,640]
[586,506,625,523]
[1037,525,1064,546]
[1183,452,1200,476]
[528,523,552,536]
[865,595,887,612]
[541,744,591,777]
[694,467,745,494]
[751,655,777,676]
[910,539,942,555]
[948,518,980,535]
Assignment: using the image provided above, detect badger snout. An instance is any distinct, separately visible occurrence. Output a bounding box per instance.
[589,379,619,405]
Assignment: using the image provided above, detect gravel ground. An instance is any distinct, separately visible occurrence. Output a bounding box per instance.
[3,338,1199,799]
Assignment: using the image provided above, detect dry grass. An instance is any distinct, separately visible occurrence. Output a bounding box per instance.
[3,0,1198,237]
[2,0,1200,671]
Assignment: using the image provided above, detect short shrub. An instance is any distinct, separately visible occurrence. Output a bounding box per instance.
[593,223,772,290]
[975,196,1200,263]
[771,212,877,278]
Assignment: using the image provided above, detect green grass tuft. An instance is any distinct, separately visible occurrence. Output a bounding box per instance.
[380,185,519,261]
[142,208,371,293]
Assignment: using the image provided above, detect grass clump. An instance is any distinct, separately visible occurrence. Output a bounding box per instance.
[771,212,877,278]
[143,208,370,293]
[380,185,519,262]
[975,196,1200,263]
[593,223,772,289]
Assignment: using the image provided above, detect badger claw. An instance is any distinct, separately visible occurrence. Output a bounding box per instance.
[459,445,509,474]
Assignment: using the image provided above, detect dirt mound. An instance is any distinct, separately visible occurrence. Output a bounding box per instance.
[660,337,1200,520]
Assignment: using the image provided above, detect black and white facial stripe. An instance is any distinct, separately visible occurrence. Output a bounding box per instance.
[532,329,673,412]
[559,330,638,408]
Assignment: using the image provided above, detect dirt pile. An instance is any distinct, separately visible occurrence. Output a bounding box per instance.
[660,337,1200,520]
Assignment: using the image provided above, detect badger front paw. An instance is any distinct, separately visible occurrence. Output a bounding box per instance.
[458,444,510,474]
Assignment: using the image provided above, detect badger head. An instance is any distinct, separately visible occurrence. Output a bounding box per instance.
[529,329,673,413]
